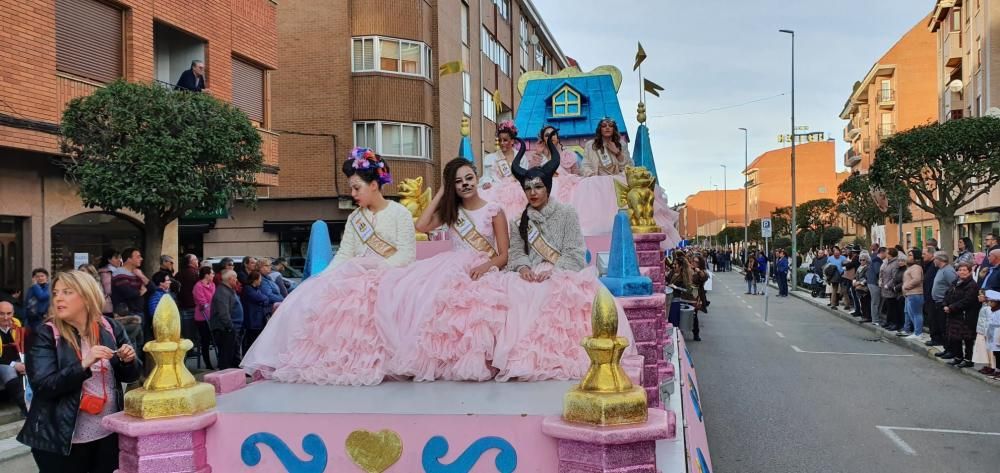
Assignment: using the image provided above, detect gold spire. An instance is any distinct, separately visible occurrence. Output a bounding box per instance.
[562,287,647,425]
[461,116,471,137]
[637,102,647,124]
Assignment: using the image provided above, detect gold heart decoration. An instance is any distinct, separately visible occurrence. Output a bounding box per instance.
[345,429,403,473]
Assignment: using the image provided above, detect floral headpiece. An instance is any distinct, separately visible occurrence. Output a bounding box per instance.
[348,147,392,185]
[497,119,518,138]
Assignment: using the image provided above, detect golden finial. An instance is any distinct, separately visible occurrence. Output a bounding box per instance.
[637,102,647,124]
[562,287,647,425]
[461,116,471,137]
[399,176,432,241]
[124,296,216,419]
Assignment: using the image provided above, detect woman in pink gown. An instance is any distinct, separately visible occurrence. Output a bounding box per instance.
[241,149,417,386]
[480,120,529,220]
[532,126,581,205]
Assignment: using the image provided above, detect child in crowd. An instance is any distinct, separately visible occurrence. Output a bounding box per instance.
[981,290,1000,377]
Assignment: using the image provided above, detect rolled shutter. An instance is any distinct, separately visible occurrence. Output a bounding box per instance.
[232,58,264,122]
[55,0,122,83]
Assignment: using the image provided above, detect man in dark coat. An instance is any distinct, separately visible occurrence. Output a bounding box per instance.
[175,60,207,92]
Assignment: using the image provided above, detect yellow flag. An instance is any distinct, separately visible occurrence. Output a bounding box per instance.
[643,78,664,97]
[633,42,647,71]
[439,60,464,77]
[492,89,503,116]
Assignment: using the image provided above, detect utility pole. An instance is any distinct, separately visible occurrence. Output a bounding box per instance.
[780,28,797,290]
[739,127,749,262]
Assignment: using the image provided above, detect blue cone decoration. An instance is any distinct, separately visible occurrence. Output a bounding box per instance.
[632,124,658,181]
[303,220,334,280]
[599,210,653,297]
[458,135,476,165]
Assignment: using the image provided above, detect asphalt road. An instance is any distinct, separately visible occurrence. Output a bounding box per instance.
[688,271,1000,473]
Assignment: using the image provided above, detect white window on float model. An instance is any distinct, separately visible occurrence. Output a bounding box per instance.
[351,37,431,79]
[551,86,581,117]
[353,121,431,160]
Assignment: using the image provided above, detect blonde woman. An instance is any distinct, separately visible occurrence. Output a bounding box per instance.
[17,270,141,473]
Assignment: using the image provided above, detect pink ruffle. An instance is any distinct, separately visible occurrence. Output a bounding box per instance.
[481,178,528,222]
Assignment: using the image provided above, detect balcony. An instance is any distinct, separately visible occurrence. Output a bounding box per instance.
[256,128,279,187]
[879,123,895,138]
[57,73,103,115]
[878,89,895,108]
[944,31,963,69]
[948,109,964,121]
[844,148,862,168]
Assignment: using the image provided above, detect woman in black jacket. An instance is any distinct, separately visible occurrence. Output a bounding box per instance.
[939,262,981,368]
[18,270,141,473]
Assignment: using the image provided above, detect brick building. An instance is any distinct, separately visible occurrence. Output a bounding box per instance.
[0,0,278,291]
[199,0,568,264]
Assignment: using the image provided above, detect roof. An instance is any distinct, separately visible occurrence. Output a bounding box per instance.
[514,73,627,140]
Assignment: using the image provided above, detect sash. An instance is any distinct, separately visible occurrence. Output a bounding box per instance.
[454,208,498,258]
[495,158,512,178]
[350,210,398,259]
[526,220,560,264]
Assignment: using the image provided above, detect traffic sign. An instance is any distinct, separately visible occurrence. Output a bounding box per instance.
[761,218,772,238]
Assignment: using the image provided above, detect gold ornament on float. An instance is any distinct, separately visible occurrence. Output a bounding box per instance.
[563,287,647,426]
[399,176,432,241]
[345,429,403,473]
[124,296,216,419]
[614,166,662,234]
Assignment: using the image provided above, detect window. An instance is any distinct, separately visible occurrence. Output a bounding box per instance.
[351,37,431,78]
[232,57,265,123]
[951,9,961,31]
[519,18,529,69]
[551,86,581,117]
[353,121,431,160]
[462,71,472,116]
[55,0,123,83]
[481,27,511,76]
[483,89,497,122]
[461,2,469,45]
[493,0,510,21]
[536,47,545,67]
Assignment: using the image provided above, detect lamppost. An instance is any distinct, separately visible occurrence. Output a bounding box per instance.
[720,164,728,249]
[779,28,797,289]
[739,127,749,261]
[713,184,720,247]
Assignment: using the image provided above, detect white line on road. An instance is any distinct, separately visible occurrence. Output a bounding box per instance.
[775,331,785,338]
[790,345,913,357]
[877,426,917,456]
[878,426,1000,437]
[764,321,774,327]
[746,304,753,309]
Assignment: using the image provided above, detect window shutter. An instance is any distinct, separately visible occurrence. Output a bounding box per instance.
[232,58,264,122]
[55,0,122,83]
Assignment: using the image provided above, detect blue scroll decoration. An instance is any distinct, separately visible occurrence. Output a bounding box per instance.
[241,432,328,473]
[687,373,703,422]
[421,436,517,473]
[696,447,711,473]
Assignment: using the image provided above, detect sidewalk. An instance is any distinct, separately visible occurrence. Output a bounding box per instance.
[773,277,1000,387]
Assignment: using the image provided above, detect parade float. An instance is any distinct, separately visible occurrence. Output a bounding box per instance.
[98,66,712,473]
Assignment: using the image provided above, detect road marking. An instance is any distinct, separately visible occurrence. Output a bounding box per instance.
[877,426,917,456]
[746,304,753,309]
[775,331,785,338]
[790,345,913,357]
[764,321,774,327]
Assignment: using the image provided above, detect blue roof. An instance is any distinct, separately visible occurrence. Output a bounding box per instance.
[514,74,628,141]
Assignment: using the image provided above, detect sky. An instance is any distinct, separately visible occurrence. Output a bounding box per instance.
[532,0,937,205]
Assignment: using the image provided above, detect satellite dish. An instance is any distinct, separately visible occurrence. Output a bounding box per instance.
[529,34,539,46]
[948,79,964,93]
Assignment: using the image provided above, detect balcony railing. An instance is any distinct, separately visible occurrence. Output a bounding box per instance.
[949,109,964,121]
[57,73,104,115]
[878,89,895,106]
[844,149,861,168]
[879,123,895,138]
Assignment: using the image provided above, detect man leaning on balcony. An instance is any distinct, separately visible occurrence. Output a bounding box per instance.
[175,60,208,93]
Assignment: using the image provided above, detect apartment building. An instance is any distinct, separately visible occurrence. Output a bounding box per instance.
[839,13,937,248]
[931,0,1000,246]
[681,189,746,240]
[743,141,843,221]
[201,0,568,262]
[0,0,278,290]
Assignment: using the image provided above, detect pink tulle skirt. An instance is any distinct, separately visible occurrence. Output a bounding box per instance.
[567,175,681,247]
[480,179,528,223]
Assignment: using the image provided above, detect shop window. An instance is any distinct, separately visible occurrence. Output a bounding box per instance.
[50,212,143,273]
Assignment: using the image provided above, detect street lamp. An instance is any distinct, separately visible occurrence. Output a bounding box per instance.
[719,164,728,248]
[713,184,720,247]
[780,28,797,289]
[739,127,749,261]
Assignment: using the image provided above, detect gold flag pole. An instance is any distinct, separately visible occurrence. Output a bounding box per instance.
[634,42,647,106]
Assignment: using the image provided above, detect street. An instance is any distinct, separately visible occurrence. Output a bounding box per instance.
[689,271,1000,473]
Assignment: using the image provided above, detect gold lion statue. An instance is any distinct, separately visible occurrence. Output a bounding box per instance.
[614,166,662,234]
[399,176,432,241]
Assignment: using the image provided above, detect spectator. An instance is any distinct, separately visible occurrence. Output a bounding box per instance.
[0,301,26,416]
[147,271,174,317]
[97,249,123,315]
[938,262,980,368]
[982,290,1000,376]
[756,251,768,286]
[209,270,241,370]
[978,249,1000,292]
[268,258,291,297]
[174,60,207,93]
[826,247,848,309]
[241,271,271,353]
[192,266,216,370]
[152,255,180,298]
[744,254,759,295]
[922,247,940,340]
[176,253,200,346]
[775,249,789,297]
[843,248,861,314]
[111,248,147,318]
[868,247,885,325]
[927,252,957,348]
[237,256,257,287]
[0,288,24,323]
[258,258,285,307]
[18,270,140,472]
[853,252,873,322]
[899,248,925,339]
[955,237,976,268]
[985,233,1000,254]
[879,247,905,331]
[77,264,99,283]
[25,268,50,331]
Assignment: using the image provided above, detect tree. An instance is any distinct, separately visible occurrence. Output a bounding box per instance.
[836,172,910,237]
[61,81,263,273]
[870,116,1000,254]
[770,206,791,240]
[822,226,845,246]
[796,199,838,248]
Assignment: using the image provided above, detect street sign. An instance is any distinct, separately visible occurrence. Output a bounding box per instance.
[761,218,772,238]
